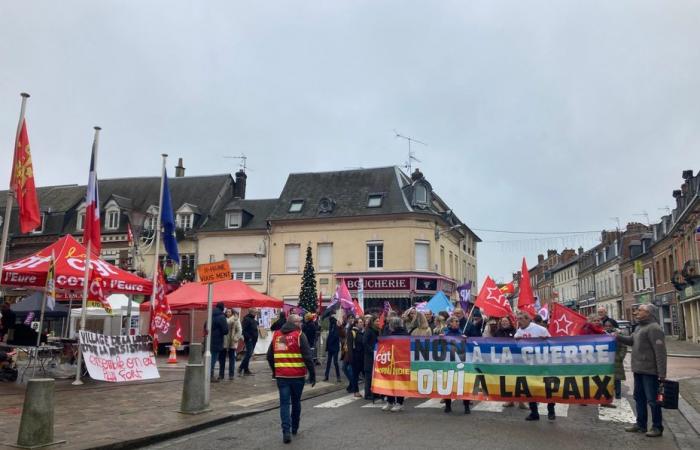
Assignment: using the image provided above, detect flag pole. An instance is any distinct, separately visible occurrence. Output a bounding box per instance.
[149,154,167,353]
[0,93,29,297]
[74,126,101,385]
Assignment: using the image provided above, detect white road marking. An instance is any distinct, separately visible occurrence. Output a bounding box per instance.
[361,401,386,408]
[414,398,444,408]
[472,401,504,413]
[598,398,636,423]
[314,394,361,408]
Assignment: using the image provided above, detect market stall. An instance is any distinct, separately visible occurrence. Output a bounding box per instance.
[69,294,141,337]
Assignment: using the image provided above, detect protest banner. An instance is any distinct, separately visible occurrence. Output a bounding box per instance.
[371,335,616,404]
[79,330,160,382]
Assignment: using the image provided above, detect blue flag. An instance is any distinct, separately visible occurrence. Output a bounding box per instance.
[161,169,179,264]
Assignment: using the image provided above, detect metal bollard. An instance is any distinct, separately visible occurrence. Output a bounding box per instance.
[9,378,66,448]
[178,343,211,414]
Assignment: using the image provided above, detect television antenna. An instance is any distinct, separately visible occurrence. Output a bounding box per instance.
[633,210,650,225]
[223,154,249,172]
[394,130,426,174]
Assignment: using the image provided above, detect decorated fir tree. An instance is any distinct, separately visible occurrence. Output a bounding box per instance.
[298,244,317,312]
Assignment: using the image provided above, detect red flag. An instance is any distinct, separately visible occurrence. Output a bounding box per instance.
[548,303,587,337]
[474,276,515,319]
[518,257,535,309]
[88,276,112,314]
[126,222,134,247]
[499,282,514,295]
[10,119,41,233]
[520,303,537,319]
[317,291,323,314]
[377,311,386,330]
[84,136,101,255]
[353,299,364,317]
[149,266,172,342]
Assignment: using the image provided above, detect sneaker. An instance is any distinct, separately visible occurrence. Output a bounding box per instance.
[645,428,663,437]
[353,392,363,398]
[525,414,540,421]
[382,403,392,411]
[243,370,253,376]
[283,433,292,444]
[390,404,404,412]
[625,425,647,433]
[547,412,555,420]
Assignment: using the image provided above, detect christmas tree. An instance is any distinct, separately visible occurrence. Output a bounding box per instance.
[298,244,317,312]
[177,258,195,282]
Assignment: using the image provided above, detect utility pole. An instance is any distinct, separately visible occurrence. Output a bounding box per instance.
[394,130,426,174]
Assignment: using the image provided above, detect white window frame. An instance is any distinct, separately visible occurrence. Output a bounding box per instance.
[367,194,383,208]
[415,185,428,204]
[414,241,430,271]
[367,241,384,270]
[226,254,262,282]
[317,243,333,272]
[77,211,86,231]
[285,244,301,273]
[226,211,242,229]
[177,213,193,230]
[106,209,120,230]
[288,200,304,213]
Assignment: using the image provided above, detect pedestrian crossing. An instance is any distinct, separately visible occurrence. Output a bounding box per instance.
[314,394,635,423]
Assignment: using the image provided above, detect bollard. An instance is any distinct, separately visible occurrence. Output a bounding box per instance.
[9,378,66,449]
[178,343,211,414]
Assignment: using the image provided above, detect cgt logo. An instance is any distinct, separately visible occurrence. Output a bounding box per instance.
[375,345,393,365]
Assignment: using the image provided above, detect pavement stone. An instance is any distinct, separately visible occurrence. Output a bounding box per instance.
[0,357,341,450]
[665,337,700,357]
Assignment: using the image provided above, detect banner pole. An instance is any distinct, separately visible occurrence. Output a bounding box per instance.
[0,93,29,298]
[204,254,214,404]
[148,154,167,352]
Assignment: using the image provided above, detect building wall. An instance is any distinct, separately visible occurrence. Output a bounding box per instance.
[196,232,270,293]
[554,264,579,307]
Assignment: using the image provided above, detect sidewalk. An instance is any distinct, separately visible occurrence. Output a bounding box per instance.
[0,356,343,450]
[666,336,700,357]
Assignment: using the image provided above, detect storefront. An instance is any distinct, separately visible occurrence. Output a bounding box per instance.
[337,272,457,313]
[681,284,700,344]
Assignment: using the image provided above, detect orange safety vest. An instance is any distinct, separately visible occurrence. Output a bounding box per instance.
[272,329,307,378]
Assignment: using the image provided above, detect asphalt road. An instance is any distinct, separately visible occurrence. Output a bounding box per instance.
[142,389,692,450]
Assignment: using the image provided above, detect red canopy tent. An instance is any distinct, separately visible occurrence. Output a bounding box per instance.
[139,279,282,311]
[1,235,152,296]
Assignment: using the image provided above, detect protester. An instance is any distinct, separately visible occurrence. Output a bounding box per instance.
[423,310,435,331]
[452,307,467,331]
[383,317,408,412]
[302,313,319,366]
[267,314,316,444]
[604,318,627,405]
[362,314,379,400]
[382,310,398,336]
[351,317,365,397]
[581,314,605,335]
[617,304,667,437]
[442,316,471,414]
[464,311,483,337]
[432,314,447,336]
[239,307,259,376]
[598,306,618,328]
[410,312,433,337]
[271,311,287,331]
[482,318,498,337]
[402,307,418,333]
[0,303,16,343]
[324,316,341,382]
[514,311,555,420]
[341,316,358,394]
[494,316,516,338]
[533,314,545,327]
[221,309,242,380]
[207,302,229,382]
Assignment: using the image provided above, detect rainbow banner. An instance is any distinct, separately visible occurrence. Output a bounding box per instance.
[371,335,616,404]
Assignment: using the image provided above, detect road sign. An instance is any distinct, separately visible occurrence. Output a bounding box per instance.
[197,260,231,283]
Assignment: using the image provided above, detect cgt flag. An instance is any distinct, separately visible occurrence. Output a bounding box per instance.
[10,118,41,233]
[548,302,587,337]
[475,276,515,320]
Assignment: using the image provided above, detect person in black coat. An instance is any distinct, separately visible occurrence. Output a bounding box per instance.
[271,311,287,331]
[351,319,365,395]
[302,313,319,366]
[239,308,259,375]
[362,315,379,400]
[383,317,409,412]
[207,302,229,381]
[324,316,341,382]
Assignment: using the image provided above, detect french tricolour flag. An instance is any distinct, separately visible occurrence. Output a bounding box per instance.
[84,136,101,255]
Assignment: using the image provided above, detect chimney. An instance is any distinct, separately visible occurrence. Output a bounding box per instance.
[547,249,557,259]
[562,249,576,261]
[578,246,584,255]
[682,169,694,180]
[538,254,545,264]
[233,169,247,199]
[673,189,682,209]
[411,168,424,182]
[175,158,186,177]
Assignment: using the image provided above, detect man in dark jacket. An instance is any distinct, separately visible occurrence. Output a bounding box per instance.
[324,316,341,382]
[443,316,471,414]
[463,312,484,338]
[598,306,619,328]
[239,308,259,376]
[362,315,379,400]
[383,317,409,412]
[301,313,319,366]
[267,314,315,444]
[617,304,667,437]
[207,302,229,381]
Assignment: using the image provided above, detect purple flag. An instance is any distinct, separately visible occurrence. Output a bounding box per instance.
[457,282,472,311]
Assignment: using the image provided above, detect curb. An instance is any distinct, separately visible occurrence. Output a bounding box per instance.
[677,395,700,436]
[85,383,346,450]
[667,353,700,358]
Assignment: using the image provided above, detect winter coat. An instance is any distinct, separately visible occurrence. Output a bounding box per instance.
[302,320,319,348]
[389,326,409,337]
[351,329,364,372]
[494,327,515,338]
[266,322,316,381]
[410,327,433,337]
[443,327,463,337]
[242,313,259,344]
[463,321,483,337]
[613,336,627,381]
[326,318,341,353]
[208,307,229,353]
[617,309,667,378]
[223,316,243,350]
[363,326,379,371]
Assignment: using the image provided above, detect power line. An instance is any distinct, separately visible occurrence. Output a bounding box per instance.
[473,228,601,235]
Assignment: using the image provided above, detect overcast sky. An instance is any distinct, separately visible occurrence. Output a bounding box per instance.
[1,1,698,283]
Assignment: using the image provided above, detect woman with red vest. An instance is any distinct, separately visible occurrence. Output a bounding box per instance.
[267,313,316,444]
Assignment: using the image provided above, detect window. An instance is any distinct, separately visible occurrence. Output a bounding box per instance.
[177,213,193,230]
[288,200,304,213]
[285,244,300,273]
[440,246,445,274]
[106,209,119,230]
[77,211,86,231]
[415,241,430,271]
[317,243,333,272]
[415,185,428,204]
[226,211,242,229]
[367,242,383,269]
[662,258,669,283]
[367,194,383,208]
[655,261,661,286]
[226,254,262,281]
[144,214,156,230]
[31,214,45,234]
[449,251,454,278]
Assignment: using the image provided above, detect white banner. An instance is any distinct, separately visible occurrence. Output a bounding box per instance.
[79,331,160,382]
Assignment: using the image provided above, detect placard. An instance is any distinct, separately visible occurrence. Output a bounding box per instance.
[79,331,160,382]
[197,260,232,283]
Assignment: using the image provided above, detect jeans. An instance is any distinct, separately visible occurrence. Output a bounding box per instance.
[325,350,340,379]
[386,396,404,405]
[218,349,236,378]
[364,368,373,399]
[210,350,220,378]
[528,402,555,417]
[633,373,663,431]
[342,361,356,391]
[277,377,305,435]
[239,339,256,372]
[615,379,622,399]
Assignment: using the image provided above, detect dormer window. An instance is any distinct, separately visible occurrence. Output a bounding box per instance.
[106,209,120,230]
[177,213,193,230]
[77,211,86,231]
[144,205,159,230]
[289,200,304,213]
[367,194,383,208]
[226,211,242,229]
[415,185,427,203]
[31,213,45,234]
[411,179,432,208]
